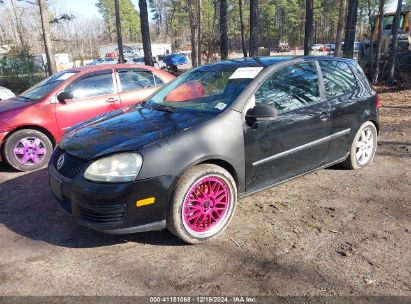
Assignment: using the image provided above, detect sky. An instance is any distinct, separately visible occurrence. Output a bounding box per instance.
[57,0,152,19]
[57,0,101,18]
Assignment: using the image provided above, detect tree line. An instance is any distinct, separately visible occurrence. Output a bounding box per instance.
[123,0,406,83]
[0,0,409,84]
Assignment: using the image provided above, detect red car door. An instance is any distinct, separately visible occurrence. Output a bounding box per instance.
[55,69,121,130]
[116,68,163,107]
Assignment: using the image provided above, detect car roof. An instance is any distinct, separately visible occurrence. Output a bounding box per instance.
[197,56,356,71]
[67,64,158,73]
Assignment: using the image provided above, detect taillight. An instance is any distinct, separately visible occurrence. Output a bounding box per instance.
[376,95,381,109]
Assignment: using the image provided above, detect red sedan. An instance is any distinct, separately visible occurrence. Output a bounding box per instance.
[0,64,175,171]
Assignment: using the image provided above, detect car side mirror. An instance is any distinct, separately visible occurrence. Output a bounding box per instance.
[245,103,278,124]
[57,91,73,103]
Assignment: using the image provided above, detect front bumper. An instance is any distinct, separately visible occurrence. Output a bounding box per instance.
[48,160,176,234]
[0,131,9,162]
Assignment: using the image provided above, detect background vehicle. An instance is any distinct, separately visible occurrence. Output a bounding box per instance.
[311,44,324,51]
[277,41,291,52]
[328,43,336,51]
[357,8,411,81]
[49,56,379,244]
[126,56,166,70]
[129,57,145,65]
[0,86,15,100]
[377,8,411,57]
[0,65,175,171]
[88,58,118,65]
[164,53,188,72]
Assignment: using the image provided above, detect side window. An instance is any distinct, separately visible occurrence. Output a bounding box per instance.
[319,60,356,98]
[118,69,158,92]
[67,72,114,99]
[255,62,321,113]
[154,75,164,86]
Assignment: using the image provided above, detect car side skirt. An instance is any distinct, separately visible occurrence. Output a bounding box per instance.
[240,152,350,199]
[252,128,351,167]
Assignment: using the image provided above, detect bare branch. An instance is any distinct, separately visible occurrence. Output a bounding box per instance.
[17,0,37,5]
[49,14,75,25]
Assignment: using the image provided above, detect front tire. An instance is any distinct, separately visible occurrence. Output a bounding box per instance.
[167,164,237,244]
[342,121,377,170]
[2,129,53,171]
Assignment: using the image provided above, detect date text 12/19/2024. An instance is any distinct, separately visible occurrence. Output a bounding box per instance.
[149,296,257,303]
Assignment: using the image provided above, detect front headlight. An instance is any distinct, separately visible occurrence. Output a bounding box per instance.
[84,153,143,183]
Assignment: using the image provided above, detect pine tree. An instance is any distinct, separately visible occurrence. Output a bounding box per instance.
[139,0,154,66]
[249,0,258,56]
[220,0,228,60]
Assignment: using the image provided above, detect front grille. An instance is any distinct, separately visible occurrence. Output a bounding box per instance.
[52,147,89,179]
[78,203,126,226]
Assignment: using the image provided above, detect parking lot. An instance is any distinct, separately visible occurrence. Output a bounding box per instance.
[0,89,410,296]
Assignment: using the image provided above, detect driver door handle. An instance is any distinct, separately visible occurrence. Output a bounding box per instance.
[106,97,119,103]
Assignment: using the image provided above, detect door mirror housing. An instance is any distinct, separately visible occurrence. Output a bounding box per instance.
[245,103,278,123]
[57,91,73,103]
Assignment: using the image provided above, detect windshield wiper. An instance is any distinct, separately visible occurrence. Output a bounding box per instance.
[146,103,176,113]
[16,96,32,101]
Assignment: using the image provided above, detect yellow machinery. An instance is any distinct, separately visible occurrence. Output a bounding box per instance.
[376,9,411,57]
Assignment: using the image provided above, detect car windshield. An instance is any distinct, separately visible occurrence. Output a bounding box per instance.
[20,71,78,100]
[146,65,255,113]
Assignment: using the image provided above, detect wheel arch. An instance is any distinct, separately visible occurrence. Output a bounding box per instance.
[197,158,239,188]
[2,125,56,147]
[175,156,242,192]
[369,119,380,134]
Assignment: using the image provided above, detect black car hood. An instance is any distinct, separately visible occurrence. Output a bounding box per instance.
[0,96,33,113]
[60,106,213,160]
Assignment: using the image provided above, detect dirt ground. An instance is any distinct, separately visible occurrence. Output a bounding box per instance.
[0,89,410,297]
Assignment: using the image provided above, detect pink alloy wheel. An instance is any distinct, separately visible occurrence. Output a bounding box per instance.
[13,137,47,165]
[183,176,231,233]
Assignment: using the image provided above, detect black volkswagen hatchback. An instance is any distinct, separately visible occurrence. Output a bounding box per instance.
[49,56,380,244]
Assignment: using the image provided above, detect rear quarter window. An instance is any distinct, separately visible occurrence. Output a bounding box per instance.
[319,60,357,98]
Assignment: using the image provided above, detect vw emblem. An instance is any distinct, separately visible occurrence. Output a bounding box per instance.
[56,154,65,170]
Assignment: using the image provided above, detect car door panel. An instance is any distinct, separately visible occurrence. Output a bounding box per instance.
[245,101,330,192]
[243,61,331,193]
[318,60,365,163]
[55,70,121,130]
[119,87,159,107]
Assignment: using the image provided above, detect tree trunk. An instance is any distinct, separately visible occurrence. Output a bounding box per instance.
[38,0,56,75]
[249,0,258,56]
[343,0,359,58]
[373,0,385,84]
[220,0,228,60]
[387,0,402,83]
[139,0,154,66]
[114,0,125,63]
[187,0,198,68]
[304,0,314,56]
[239,0,247,57]
[367,0,375,80]
[335,0,347,57]
[197,0,202,66]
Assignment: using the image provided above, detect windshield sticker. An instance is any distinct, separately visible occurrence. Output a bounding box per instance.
[229,67,264,79]
[57,73,76,81]
[215,102,227,110]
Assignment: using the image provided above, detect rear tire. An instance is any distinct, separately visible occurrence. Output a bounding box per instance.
[167,164,237,244]
[2,129,53,172]
[341,121,377,170]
